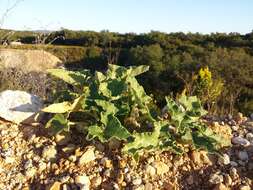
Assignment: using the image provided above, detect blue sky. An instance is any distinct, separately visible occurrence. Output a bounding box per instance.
[0,0,253,34]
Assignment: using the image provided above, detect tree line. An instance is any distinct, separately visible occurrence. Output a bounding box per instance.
[1,29,253,115]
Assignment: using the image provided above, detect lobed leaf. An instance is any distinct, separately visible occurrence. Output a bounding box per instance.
[42,101,72,113]
[45,113,69,134]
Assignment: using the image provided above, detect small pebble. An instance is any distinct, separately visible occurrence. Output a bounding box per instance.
[132,178,142,186]
[209,173,223,184]
[246,133,253,141]
[42,145,57,162]
[75,175,90,189]
[232,137,250,147]
[238,151,249,161]
[218,154,230,165]
[239,185,251,190]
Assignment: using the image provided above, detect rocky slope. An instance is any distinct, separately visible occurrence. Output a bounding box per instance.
[0,113,253,190]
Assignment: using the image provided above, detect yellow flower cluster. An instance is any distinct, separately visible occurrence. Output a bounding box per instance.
[198,67,212,82]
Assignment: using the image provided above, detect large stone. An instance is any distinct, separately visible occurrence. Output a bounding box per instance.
[0,90,43,124]
[0,49,62,73]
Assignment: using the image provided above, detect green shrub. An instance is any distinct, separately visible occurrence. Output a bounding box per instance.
[192,67,224,112]
[0,67,67,102]
[42,64,230,159]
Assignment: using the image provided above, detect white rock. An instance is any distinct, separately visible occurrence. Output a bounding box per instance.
[232,137,250,147]
[5,157,15,164]
[25,167,37,178]
[231,125,239,131]
[239,185,251,190]
[0,49,62,73]
[238,151,249,161]
[238,160,246,166]
[55,133,71,146]
[0,90,43,124]
[78,148,96,165]
[218,154,230,165]
[132,178,142,185]
[230,168,239,179]
[151,161,170,175]
[133,185,145,190]
[42,145,57,162]
[230,161,238,167]
[75,175,90,190]
[224,174,232,186]
[144,183,153,190]
[144,165,156,177]
[246,133,253,141]
[209,173,223,184]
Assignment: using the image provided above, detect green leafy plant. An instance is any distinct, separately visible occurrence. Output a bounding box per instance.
[42,65,230,158]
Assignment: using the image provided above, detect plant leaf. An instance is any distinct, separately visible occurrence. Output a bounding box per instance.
[122,121,162,155]
[87,125,106,142]
[104,114,131,141]
[47,69,91,87]
[42,101,72,113]
[46,113,69,134]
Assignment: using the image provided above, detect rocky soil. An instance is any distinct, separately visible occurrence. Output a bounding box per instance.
[1,113,253,190]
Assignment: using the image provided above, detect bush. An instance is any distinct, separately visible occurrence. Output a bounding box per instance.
[42,64,230,159]
[0,67,67,102]
[192,67,224,113]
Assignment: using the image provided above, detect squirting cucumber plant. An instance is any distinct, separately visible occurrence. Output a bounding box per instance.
[42,64,230,158]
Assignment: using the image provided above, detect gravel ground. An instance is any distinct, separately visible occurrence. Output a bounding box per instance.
[0,113,253,190]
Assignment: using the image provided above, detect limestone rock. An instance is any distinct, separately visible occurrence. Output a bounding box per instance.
[218,154,230,165]
[213,183,230,190]
[42,145,57,162]
[0,90,43,124]
[151,161,170,175]
[239,185,251,190]
[232,137,250,147]
[78,147,96,165]
[75,175,90,190]
[46,181,61,190]
[191,150,213,166]
[0,49,62,73]
[209,173,224,184]
[132,178,142,186]
[55,132,71,146]
[144,165,156,177]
